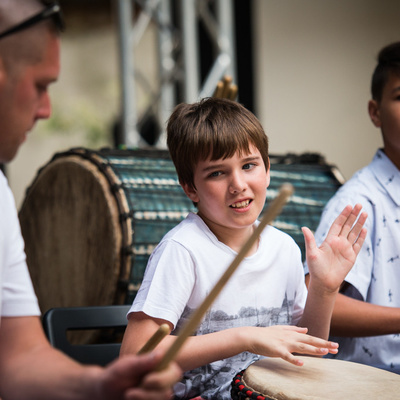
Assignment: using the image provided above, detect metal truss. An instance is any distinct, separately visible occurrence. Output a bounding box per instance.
[116,0,236,148]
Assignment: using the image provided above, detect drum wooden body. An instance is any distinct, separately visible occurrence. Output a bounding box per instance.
[19,148,342,314]
[231,356,400,399]
[19,148,195,314]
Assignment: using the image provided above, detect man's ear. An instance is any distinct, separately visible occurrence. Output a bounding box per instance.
[181,182,200,203]
[0,58,7,89]
[368,99,381,128]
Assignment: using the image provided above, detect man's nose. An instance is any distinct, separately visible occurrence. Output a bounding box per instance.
[36,93,52,120]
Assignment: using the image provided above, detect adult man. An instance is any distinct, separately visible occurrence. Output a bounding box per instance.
[0,1,181,399]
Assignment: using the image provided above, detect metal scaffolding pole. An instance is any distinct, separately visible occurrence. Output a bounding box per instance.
[116,0,139,147]
[181,0,200,103]
[156,0,176,147]
[116,0,236,148]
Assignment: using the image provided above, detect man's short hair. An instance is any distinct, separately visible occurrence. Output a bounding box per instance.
[167,97,269,190]
[0,0,60,74]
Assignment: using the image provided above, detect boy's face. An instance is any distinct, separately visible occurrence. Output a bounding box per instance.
[368,72,400,165]
[182,144,270,241]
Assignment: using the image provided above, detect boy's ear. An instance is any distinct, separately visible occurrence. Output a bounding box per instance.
[368,99,381,128]
[181,182,200,203]
[266,165,271,188]
[266,157,271,188]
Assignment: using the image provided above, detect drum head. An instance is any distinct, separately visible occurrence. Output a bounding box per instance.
[19,154,125,314]
[233,356,400,399]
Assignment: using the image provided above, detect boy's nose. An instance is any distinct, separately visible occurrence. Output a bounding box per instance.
[229,173,246,194]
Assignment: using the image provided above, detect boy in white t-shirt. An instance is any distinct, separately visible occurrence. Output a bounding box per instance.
[120,98,367,399]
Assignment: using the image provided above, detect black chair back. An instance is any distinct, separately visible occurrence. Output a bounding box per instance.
[43,305,130,366]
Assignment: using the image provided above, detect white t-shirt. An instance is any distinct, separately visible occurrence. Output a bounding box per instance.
[305,150,400,373]
[130,212,307,399]
[0,171,40,320]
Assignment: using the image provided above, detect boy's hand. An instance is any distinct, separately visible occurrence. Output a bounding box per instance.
[302,204,367,293]
[244,325,339,366]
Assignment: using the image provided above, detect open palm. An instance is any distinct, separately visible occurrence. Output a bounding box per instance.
[303,204,367,292]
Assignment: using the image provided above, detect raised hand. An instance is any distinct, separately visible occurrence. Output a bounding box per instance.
[302,204,367,293]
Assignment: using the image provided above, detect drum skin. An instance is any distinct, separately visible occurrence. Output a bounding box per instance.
[231,356,400,399]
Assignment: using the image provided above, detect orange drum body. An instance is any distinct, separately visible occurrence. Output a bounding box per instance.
[231,356,400,399]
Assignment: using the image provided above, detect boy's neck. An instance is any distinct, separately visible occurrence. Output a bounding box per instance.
[198,212,259,256]
[382,147,400,171]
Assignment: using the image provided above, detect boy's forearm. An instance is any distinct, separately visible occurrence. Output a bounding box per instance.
[122,325,250,372]
[173,328,246,370]
[330,293,400,336]
[298,282,338,340]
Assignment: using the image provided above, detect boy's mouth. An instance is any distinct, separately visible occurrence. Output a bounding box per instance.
[230,199,252,209]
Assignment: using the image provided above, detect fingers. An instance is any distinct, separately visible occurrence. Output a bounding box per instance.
[302,226,317,255]
[352,227,367,255]
[326,204,367,242]
[257,326,339,367]
[127,361,181,400]
[340,204,362,237]
[103,351,181,400]
[140,360,182,391]
[347,211,368,251]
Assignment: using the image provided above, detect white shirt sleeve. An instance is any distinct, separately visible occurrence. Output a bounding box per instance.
[0,172,40,317]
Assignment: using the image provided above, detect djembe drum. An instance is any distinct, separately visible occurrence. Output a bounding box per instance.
[19,148,343,315]
[231,356,400,399]
[19,148,195,314]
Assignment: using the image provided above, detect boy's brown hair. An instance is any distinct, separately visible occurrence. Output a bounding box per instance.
[167,97,269,190]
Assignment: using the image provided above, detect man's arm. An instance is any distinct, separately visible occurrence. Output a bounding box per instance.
[0,316,181,400]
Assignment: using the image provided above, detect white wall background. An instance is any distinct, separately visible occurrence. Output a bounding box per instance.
[254,0,400,180]
[7,0,400,208]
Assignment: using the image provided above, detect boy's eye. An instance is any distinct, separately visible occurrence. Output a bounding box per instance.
[243,163,255,170]
[208,170,222,178]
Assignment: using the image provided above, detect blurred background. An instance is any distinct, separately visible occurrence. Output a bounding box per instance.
[7,0,400,208]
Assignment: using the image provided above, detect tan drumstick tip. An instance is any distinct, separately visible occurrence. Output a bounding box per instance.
[156,183,294,371]
[137,323,170,355]
[228,84,238,101]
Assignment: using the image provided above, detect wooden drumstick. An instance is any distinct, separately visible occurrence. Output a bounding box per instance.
[156,183,294,371]
[137,323,170,355]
